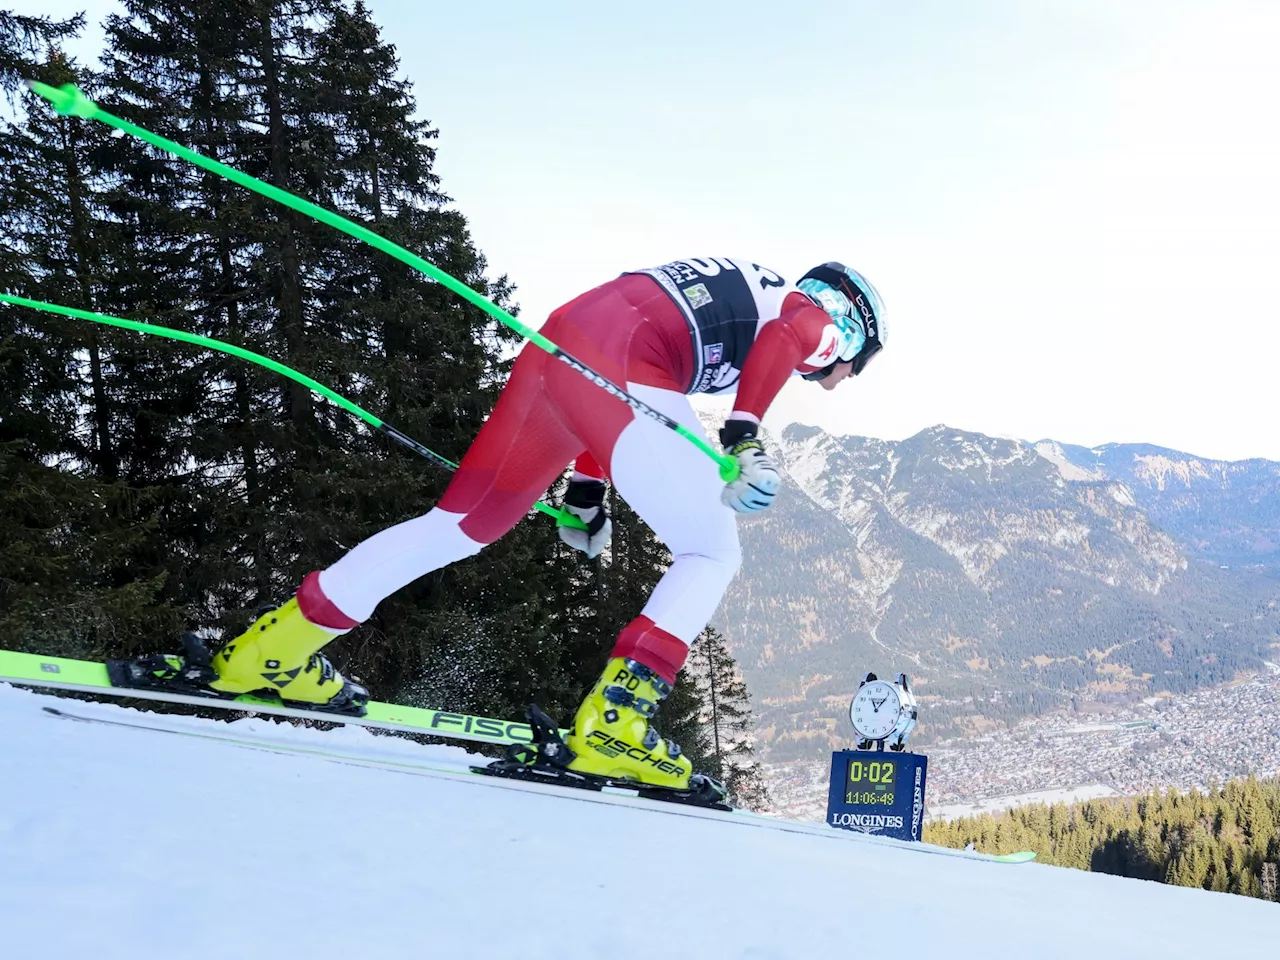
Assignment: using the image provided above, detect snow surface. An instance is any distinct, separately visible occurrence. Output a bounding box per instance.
[1,682,1276,959]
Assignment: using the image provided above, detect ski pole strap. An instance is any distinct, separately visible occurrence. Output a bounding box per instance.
[26,82,740,484]
[0,293,585,530]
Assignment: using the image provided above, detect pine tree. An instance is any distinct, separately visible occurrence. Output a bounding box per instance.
[86,0,596,720]
[687,625,769,808]
[74,0,315,659]
[1262,861,1278,902]
[0,26,187,656]
[0,11,82,92]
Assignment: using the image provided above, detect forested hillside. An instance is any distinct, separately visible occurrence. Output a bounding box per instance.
[927,776,1280,902]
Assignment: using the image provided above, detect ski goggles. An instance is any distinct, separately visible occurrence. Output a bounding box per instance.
[800,336,882,381]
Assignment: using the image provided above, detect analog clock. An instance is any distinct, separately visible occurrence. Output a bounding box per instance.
[849,679,904,741]
[848,672,919,750]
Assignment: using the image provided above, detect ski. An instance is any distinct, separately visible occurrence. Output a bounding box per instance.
[477,703,731,811]
[479,759,732,811]
[0,648,551,748]
[37,699,1035,863]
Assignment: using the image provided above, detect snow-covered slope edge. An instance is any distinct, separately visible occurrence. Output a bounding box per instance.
[0,685,1274,960]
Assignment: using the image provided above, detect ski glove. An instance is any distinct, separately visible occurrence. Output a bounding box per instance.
[719,419,781,513]
[557,477,613,558]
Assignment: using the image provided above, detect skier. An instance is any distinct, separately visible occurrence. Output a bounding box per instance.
[205,258,885,792]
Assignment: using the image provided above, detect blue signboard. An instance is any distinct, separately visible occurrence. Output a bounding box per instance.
[826,750,928,842]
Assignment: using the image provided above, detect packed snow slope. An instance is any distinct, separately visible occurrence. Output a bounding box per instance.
[0,683,1275,960]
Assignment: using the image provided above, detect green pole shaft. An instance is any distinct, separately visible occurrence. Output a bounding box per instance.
[26,81,739,483]
[0,292,584,529]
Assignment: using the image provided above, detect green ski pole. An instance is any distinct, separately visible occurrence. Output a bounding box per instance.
[26,81,740,484]
[0,292,586,530]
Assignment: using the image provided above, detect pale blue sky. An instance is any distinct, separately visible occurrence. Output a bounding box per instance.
[20,0,1280,460]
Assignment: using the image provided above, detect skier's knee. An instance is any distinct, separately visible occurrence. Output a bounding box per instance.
[685,539,741,588]
[698,529,742,582]
[718,539,743,578]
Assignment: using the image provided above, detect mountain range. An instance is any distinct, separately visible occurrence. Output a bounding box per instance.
[710,422,1280,762]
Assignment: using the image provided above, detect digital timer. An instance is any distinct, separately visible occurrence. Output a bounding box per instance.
[845,791,896,805]
[845,758,896,806]
[826,750,928,841]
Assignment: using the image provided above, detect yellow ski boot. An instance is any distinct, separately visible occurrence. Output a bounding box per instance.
[564,657,692,790]
[211,598,368,714]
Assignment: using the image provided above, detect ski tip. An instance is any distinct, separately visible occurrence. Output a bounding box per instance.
[994,850,1038,863]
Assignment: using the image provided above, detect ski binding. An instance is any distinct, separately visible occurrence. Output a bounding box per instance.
[475,704,732,811]
[105,631,367,717]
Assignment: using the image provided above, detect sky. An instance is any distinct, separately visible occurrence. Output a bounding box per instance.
[20,0,1280,461]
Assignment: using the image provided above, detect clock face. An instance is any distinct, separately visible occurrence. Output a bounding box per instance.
[850,680,902,740]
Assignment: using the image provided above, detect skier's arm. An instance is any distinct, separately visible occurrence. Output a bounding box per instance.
[731,295,837,422]
[714,295,825,512]
[718,295,833,513]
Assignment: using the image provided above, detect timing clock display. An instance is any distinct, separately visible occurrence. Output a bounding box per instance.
[826,749,930,842]
[829,670,926,840]
[844,758,896,806]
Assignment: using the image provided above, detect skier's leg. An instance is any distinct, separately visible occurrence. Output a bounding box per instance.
[212,345,583,706]
[315,508,487,623]
[557,382,741,791]
[317,349,582,621]
[604,385,741,677]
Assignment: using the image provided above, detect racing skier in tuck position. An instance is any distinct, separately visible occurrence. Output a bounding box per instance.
[201,258,886,797]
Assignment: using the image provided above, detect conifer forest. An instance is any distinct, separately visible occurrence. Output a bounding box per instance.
[927,776,1280,901]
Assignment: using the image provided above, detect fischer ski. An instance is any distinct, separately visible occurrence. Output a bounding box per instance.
[4,645,733,812]
[0,648,552,748]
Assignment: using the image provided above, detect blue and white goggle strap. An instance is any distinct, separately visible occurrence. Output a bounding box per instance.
[797,278,867,362]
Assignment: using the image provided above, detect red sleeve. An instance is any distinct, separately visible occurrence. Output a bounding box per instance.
[572,452,608,481]
[732,293,838,420]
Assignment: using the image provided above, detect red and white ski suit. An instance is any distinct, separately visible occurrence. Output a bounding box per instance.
[303,260,844,683]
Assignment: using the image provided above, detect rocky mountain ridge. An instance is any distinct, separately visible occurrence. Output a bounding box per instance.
[1035,439,1280,569]
[711,421,1280,762]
